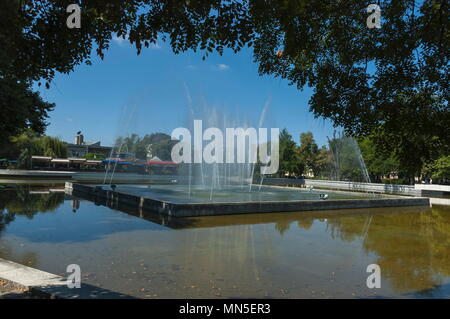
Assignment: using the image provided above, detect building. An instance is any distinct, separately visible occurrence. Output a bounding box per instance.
[30,156,103,170]
[66,134,112,158]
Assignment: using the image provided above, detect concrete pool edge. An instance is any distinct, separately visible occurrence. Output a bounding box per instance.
[0,258,135,299]
[65,182,431,217]
[0,257,68,299]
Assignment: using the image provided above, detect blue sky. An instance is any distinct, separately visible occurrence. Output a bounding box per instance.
[37,37,337,147]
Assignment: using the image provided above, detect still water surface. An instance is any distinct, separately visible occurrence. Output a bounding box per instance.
[0,185,449,298]
[105,184,381,203]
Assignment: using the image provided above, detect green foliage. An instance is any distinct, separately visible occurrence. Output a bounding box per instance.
[84,153,106,160]
[381,178,408,185]
[326,205,450,292]
[314,147,332,178]
[8,135,67,168]
[424,155,450,179]
[359,136,399,182]
[114,133,177,161]
[0,187,64,233]
[278,129,301,177]
[262,129,332,178]
[253,0,449,168]
[297,132,317,173]
[4,189,64,217]
[368,125,447,179]
[0,78,54,154]
[38,136,67,158]
[297,132,331,177]
[1,0,254,84]
[358,127,449,183]
[17,147,32,169]
[1,1,447,171]
[114,134,140,157]
[328,133,370,182]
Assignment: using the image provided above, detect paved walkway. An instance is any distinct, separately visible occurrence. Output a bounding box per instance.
[0,258,134,299]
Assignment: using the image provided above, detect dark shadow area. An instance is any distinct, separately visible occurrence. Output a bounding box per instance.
[30,282,137,299]
[0,291,41,299]
[401,282,450,299]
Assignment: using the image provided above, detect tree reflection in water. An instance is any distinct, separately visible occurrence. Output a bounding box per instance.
[0,186,64,267]
[1,185,449,297]
[0,186,65,232]
[325,205,450,294]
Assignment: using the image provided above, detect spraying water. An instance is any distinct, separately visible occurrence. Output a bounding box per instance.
[178,98,274,198]
[327,131,371,183]
[103,104,138,185]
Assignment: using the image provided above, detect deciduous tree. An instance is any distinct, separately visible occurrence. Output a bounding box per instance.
[1,1,448,169]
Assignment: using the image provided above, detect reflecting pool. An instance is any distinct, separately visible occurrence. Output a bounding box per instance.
[100,184,383,204]
[1,185,449,298]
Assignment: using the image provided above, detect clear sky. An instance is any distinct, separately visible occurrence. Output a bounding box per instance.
[37,37,337,148]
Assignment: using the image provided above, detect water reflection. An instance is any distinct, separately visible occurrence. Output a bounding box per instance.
[0,186,66,268]
[72,199,80,213]
[0,185,65,219]
[101,198,450,297]
[1,186,450,298]
[0,186,65,240]
[326,205,450,294]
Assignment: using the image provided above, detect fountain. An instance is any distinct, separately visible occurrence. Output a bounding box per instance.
[65,96,429,217]
[327,131,371,183]
[66,105,428,217]
[176,101,272,198]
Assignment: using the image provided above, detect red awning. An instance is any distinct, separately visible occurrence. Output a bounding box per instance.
[147,160,178,166]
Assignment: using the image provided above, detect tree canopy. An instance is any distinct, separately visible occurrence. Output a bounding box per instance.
[1,0,448,169]
[358,135,399,181]
[297,132,330,177]
[113,132,177,160]
[423,155,450,180]
[0,78,54,150]
[278,128,301,176]
[9,134,68,168]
